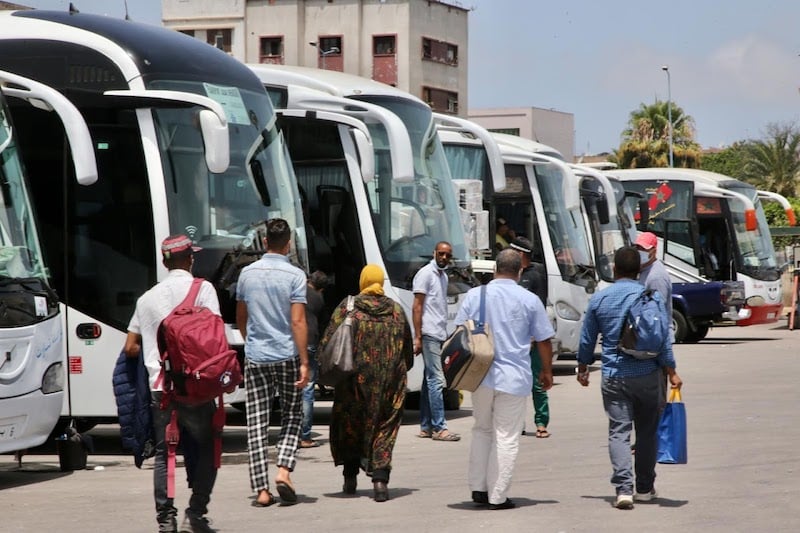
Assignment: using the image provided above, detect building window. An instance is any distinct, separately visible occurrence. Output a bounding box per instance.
[207,28,232,53]
[373,35,395,56]
[318,36,342,56]
[422,37,458,66]
[259,36,283,64]
[422,86,459,114]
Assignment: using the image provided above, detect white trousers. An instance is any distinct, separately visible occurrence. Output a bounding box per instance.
[468,386,527,505]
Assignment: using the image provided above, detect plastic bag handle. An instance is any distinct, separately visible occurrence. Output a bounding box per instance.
[668,387,682,403]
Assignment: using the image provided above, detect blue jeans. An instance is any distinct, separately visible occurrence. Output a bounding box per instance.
[301,347,318,441]
[419,335,447,432]
[601,371,665,495]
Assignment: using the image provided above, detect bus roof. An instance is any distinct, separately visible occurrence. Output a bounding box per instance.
[490,132,565,161]
[607,168,752,191]
[247,64,427,104]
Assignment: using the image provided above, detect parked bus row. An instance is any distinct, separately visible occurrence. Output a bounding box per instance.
[0,9,793,454]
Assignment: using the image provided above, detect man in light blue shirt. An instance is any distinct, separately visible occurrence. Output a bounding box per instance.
[577,246,682,510]
[455,249,554,510]
[236,218,309,507]
[412,241,460,441]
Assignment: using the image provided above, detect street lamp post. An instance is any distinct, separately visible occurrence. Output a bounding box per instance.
[662,65,673,168]
[309,41,340,70]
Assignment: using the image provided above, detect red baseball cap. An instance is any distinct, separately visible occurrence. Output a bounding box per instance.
[635,232,658,251]
[161,234,201,258]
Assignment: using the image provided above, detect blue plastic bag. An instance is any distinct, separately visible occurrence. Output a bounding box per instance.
[657,388,687,464]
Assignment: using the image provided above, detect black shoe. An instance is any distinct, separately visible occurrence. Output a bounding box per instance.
[488,498,516,510]
[343,475,357,495]
[471,491,489,505]
[373,480,389,502]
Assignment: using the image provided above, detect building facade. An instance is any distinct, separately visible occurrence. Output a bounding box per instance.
[162,0,468,116]
[468,107,575,162]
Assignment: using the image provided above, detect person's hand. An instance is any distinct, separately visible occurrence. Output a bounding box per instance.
[413,337,422,356]
[295,362,310,389]
[669,372,682,390]
[539,371,553,391]
[576,368,590,387]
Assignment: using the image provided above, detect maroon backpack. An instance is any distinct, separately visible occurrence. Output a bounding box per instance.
[157,278,242,405]
[156,278,242,497]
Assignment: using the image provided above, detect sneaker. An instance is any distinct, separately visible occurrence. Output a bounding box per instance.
[615,494,634,509]
[158,518,177,533]
[179,512,216,533]
[634,488,658,502]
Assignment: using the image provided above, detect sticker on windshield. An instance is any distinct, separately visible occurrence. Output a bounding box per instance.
[203,83,249,125]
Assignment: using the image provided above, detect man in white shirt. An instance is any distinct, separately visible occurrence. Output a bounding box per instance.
[124,234,220,533]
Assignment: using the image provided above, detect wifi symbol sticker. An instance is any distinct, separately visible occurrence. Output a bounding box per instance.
[185,225,198,238]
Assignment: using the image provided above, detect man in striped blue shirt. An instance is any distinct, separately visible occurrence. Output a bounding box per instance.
[577,246,683,510]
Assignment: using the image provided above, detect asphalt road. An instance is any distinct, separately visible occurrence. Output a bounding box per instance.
[2,321,799,532]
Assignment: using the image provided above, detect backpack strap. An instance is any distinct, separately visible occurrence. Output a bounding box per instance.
[212,396,225,470]
[180,278,204,308]
[474,284,487,334]
[165,409,180,498]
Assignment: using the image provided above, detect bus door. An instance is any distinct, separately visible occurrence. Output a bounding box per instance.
[694,196,733,281]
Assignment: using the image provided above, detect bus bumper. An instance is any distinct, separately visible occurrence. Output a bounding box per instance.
[737,303,782,326]
[0,390,63,453]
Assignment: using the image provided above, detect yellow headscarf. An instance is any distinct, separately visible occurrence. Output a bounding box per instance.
[359,264,385,295]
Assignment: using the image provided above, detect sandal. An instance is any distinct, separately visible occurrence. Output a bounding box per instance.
[417,430,432,438]
[432,430,461,442]
[253,490,276,507]
[300,440,320,448]
[535,427,550,438]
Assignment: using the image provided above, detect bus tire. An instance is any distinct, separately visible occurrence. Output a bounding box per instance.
[444,389,462,410]
[684,325,709,343]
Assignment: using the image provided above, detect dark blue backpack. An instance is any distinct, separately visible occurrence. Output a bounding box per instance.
[617,289,669,359]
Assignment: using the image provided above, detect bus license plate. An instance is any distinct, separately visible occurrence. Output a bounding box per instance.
[0,423,18,440]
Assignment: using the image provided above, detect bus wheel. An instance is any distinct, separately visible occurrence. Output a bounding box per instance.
[404,391,421,411]
[672,310,689,344]
[684,325,709,343]
[443,389,463,410]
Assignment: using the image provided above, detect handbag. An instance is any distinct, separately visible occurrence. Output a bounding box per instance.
[657,387,688,464]
[318,296,356,387]
[440,285,494,392]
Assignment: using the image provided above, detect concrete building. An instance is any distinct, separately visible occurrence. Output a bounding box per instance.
[468,106,575,162]
[162,0,469,116]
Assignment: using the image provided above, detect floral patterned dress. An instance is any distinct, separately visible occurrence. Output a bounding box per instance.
[319,293,413,475]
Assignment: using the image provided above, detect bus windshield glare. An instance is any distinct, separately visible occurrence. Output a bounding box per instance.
[726,185,778,277]
[352,96,469,288]
[149,80,305,261]
[0,105,45,279]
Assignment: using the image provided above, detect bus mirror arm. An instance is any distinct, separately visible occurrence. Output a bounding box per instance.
[199,109,229,173]
[350,128,375,183]
[637,200,650,229]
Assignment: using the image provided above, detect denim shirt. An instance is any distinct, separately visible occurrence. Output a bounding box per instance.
[577,278,676,378]
[237,253,307,363]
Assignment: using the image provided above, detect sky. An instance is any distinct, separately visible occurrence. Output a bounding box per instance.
[18,0,800,155]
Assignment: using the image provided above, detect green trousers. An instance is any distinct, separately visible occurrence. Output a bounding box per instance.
[530,345,550,428]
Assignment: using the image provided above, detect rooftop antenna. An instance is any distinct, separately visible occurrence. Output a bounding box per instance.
[68,3,80,15]
[124,0,131,20]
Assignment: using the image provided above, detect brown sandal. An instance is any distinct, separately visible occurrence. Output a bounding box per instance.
[253,490,276,507]
[432,430,461,441]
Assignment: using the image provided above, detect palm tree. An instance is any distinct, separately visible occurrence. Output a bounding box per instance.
[740,122,800,198]
[612,100,701,168]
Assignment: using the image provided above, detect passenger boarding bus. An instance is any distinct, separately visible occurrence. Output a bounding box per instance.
[244,65,474,406]
[0,11,306,427]
[438,125,596,356]
[610,168,792,326]
[0,70,97,452]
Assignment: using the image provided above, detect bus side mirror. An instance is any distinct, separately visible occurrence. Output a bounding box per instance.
[351,128,375,183]
[199,109,229,174]
[597,196,610,225]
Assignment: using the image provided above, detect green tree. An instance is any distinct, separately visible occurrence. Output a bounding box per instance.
[611,100,702,168]
[739,122,800,198]
[700,142,750,178]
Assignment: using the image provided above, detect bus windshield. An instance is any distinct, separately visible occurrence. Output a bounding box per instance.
[352,96,469,288]
[149,80,305,262]
[534,163,594,283]
[0,104,45,279]
[726,184,779,279]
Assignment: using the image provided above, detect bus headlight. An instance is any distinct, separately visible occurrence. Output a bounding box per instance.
[42,362,65,394]
[746,295,766,307]
[555,301,581,321]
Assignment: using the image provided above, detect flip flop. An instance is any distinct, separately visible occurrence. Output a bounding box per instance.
[276,481,298,504]
[253,490,277,507]
[535,428,550,438]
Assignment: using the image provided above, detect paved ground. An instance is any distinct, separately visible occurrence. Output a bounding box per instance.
[2,321,800,532]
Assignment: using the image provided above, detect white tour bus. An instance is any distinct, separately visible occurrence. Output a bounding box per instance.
[0,10,306,428]
[0,70,97,452]
[244,65,474,406]
[438,126,596,356]
[610,168,790,327]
